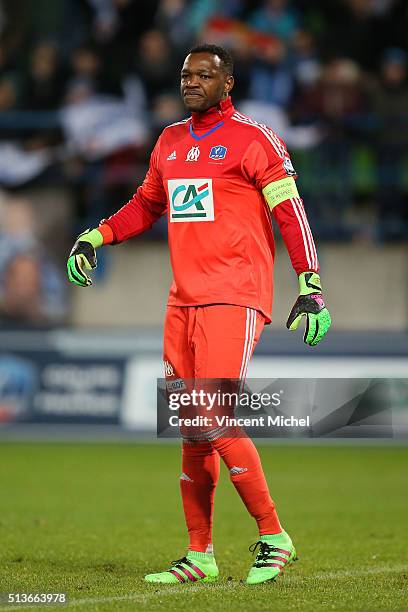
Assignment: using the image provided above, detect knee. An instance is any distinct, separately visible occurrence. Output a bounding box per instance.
[182,440,214,457]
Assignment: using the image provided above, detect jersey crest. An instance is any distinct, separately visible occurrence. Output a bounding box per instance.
[185,146,200,162]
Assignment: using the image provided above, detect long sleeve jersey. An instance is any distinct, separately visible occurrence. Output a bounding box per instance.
[103,97,319,322]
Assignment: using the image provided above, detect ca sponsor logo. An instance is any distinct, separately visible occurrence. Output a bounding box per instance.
[186,146,200,162]
[168,178,214,222]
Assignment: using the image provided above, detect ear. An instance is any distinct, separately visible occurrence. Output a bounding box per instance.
[224,75,234,96]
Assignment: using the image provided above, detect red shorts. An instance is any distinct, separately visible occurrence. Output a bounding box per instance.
[163,304,265,380]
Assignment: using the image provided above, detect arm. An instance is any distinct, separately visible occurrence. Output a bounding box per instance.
[264,178,331,346]
[67,136,167,287]
[102,136,167,243]
[242,136,331,345]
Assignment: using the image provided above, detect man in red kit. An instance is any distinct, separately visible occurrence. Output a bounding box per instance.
[67,44,331,585]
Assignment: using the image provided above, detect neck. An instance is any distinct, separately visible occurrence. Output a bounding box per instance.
[191,96,235,130]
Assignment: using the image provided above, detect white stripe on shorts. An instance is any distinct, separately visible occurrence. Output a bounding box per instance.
[239,308,256,384]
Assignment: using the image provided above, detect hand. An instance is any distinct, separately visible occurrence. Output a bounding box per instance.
[67,229,98,287]
[286,271,331,346]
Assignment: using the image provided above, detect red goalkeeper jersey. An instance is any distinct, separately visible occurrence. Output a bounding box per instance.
[103,97,319,322]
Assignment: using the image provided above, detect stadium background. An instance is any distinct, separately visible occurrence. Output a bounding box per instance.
[0,2,407,610]
[0,0,406,432]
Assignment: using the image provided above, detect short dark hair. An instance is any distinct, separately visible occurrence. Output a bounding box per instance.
[188,43,234,75]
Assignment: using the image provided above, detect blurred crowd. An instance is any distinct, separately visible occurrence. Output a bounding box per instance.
[0,0,407,325]
[0,192,67,326]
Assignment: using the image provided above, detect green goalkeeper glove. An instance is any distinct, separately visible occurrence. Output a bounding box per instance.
[67,228,103,287]
[286,271,331,346]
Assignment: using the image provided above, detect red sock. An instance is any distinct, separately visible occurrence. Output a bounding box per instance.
[211,436,281,535]
[180,441,220,552]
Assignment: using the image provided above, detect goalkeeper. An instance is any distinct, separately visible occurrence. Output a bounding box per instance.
[67,44,331,585]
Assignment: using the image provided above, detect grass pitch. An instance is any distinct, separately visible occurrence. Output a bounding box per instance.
[0,443,407,611]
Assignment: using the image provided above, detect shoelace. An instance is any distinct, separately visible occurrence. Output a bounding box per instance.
[249,541,279,564]
[171,556,188,567]
[167,555,207,582]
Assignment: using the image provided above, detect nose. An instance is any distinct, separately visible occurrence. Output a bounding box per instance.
[184,75,200,88]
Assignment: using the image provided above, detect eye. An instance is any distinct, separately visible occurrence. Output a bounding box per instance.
[200,75,210,80]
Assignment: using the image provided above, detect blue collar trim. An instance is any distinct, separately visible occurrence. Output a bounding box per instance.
[189,121,224,141]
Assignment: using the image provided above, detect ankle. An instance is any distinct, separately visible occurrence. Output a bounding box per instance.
[260,530,290,543]
[188,550,216,561]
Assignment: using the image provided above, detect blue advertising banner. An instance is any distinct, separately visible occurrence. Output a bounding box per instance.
[0,352,125,425]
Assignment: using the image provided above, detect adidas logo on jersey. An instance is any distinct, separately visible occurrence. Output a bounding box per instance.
[167,150,177,160]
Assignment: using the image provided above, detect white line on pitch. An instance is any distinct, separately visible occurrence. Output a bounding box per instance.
[0,565,406,611]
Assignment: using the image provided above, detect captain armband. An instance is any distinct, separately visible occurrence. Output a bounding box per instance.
[262,177,299,211]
